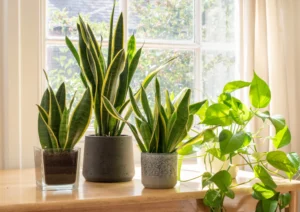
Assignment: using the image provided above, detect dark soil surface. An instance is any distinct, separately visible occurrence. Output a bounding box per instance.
[43,150,78,185]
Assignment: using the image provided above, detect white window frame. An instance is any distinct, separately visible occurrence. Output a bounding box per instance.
[0,0,237,169]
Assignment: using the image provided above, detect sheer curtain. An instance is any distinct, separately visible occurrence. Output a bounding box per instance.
[238,0,300,154]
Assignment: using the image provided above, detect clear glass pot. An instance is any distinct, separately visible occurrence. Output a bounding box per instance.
[34,147,81,191]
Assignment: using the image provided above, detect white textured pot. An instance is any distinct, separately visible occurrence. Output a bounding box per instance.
[197,150,241,178]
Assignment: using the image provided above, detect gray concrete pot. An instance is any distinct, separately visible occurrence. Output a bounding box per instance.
[141,152,177,189]
[83,135,135,182]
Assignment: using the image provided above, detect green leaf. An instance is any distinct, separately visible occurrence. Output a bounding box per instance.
[225,189,235,199]
[203,189,222,208]
[141,86,153,126]
[49,87,61,139]
[128,47,142,86]
[254,165,277,189]
[279,193,291,209]
[252,183,277,200]
[202,103,233,126]
[168,89,191,151]
[165,90,175,117]
[39,113,59,149]
[272,125,291,149]
[102,96,146,152]
[223,80,251,93]
[65,36,80,66]
[261,200,278,212]
[59,108,69,149]
[112,13,124,59]
[38,89,51,149]
[66,88,92,149]
[189,100,206,115]
[210,170,232,192]
[220,130,251,155]
[207,148,226,161]
[87,24,100,56]
[270,115,286,132]
[127,34,136,64]
[203,129,216,143]
[101,49,125,134]
[197,100,208,121]
[129,87,147,122]
[202,172,212,189]
[266,151,297,178]
[55,83,66,112]
[249,72,271,108]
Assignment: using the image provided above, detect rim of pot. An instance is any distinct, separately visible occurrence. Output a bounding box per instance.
[85,134,131,138]
[141,152,178,155]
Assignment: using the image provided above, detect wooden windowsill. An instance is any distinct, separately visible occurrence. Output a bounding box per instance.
[0,166,300,212]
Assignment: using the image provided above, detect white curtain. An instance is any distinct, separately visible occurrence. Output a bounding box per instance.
[238,0,300,153]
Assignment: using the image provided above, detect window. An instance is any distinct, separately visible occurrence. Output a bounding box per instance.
[44,0,237,163]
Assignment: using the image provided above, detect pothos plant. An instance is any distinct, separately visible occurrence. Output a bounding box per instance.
[102,78,214,153]
[37,71,92,150]
[66,1,174,136]
[178,72,299,212]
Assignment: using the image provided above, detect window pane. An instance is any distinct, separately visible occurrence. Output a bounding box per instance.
[131,49,195,104]
[128,0,194,41]
[47,0,119,38]
[202,0,235,43]
[46,45,85,101]
[201,50,236,98]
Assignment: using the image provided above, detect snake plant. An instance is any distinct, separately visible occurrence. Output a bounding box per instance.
[66,1,174,136]
[103,78,213,153]
[37,71,93,150]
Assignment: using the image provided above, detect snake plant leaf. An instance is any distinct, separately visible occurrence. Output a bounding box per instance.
[77,23,96,93]
[112,13,124,59]
[165,90,175,118]
[168,89,191,151]
[107,0,116,67]
[87,24,100,56]
[55,82,66,112]
[39,112,59,149]
[68,91,77,112]
[49,87,61,139]
[38,89,51,149]
[36,105,49,123]
[141,86,153,126]
[189,100,207,115]
[129,87,147,122]
[65,36,80,66]
[86,49,98,88]
[159,111,168,152]
[78,15,90,47]
[127,35,136,64]
[99,47,106,75]
[128,47,142,85]
[101,49,125,134]
[172,88,189,107]
[139,122,152,151]
[65,88,92,149]
[114,59,129,109]
[59,108,69,149]
[223,80,251,93]
[249,72,271,108]
[102,96,146,152]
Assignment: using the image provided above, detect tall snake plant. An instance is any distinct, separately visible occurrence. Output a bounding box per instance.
[103,78,215,153]
[66,2,174,136]
[37,71,93,150]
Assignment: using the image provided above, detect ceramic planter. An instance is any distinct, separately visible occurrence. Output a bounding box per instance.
[141,152,177,189]
[83,135,135,182]
[34,147,80,191]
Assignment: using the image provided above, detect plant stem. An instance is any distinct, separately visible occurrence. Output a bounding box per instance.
[261,163,286,178]
[230,177,256,188]
[239,153,253,169]
[180,174,203,182]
